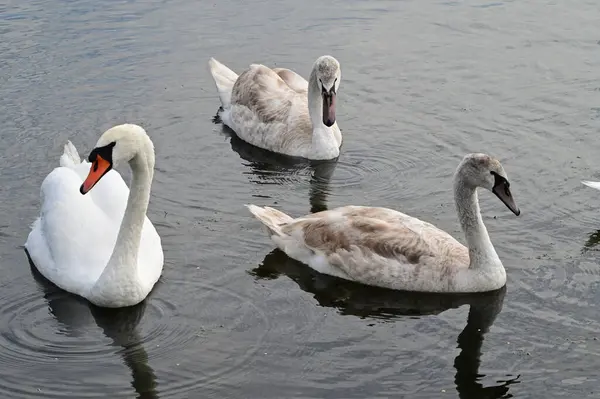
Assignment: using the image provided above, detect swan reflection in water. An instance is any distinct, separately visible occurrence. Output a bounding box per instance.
[582,229,600,253]
[251,249,521,399]
[27,254,159,399]
[217,118,337,214]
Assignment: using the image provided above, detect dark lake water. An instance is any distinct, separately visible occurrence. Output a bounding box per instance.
[1,0,600,397]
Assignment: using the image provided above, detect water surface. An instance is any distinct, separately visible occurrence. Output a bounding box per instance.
[1,0,600,397]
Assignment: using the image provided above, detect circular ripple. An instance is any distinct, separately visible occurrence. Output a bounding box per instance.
[325,148,418,200]
[240,145,429,204]
[148,277,270,396]
[0,275,122,397]
[0,271,269,398]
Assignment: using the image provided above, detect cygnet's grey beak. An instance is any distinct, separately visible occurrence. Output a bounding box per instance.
[322,86,336,127]
[491,173,520,216]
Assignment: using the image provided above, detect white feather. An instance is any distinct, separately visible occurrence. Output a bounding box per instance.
[582,180,600,191]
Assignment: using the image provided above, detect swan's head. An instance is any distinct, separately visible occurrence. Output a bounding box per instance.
[314,55,341,127]
[458,153,520,216]
[80,124,150,195]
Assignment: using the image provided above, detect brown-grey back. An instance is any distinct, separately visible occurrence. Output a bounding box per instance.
[284,206,468,267]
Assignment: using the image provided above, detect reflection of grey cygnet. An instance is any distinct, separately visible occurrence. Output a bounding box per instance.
[454,286,520,398]
[308,161,337,214]
[247,153,520,293]
[209,55,343,160]
[221,118,338,215]
[251,254,519,398]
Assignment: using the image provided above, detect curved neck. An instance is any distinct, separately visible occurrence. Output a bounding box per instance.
[98,141,154,287]
[307,69,338,158]
[307,68,324,129]
[453,177,500,269]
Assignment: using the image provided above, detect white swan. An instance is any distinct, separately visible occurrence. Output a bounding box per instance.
[25,124,163,308]
[247,154,521,293]
[208,56,342,160]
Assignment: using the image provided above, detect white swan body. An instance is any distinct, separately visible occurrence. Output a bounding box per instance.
[247,154,520,293]
[208,56,342,160]
[25,124,163,308]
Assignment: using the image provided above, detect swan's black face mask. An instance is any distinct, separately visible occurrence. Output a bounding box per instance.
[80,142,116,195]
[321,79,337,127]
[491,171,520,216]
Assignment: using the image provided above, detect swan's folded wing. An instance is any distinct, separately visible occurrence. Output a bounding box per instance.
[231,64,298,125]
[29,167,117,292]
[272,68,309,93]
[281,207,469,290]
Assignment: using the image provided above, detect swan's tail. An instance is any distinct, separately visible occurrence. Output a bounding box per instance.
[246,204,293,237]
[208,57,238,109]
[582,180,600,191]
[59,140,81,167]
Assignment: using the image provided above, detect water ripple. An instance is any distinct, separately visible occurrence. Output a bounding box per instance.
[147,276,270,395]
[0,259,270,398]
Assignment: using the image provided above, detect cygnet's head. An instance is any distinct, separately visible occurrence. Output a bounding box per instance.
[458,153,520,216]
[313,55,341,127]
[80,124,150,195]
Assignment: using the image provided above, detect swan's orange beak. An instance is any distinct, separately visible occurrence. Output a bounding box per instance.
[80,155,111,195]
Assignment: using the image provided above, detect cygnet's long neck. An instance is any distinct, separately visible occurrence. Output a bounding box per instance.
[307,69,338,159]
[453,174,501,269]
[98,139,154,290]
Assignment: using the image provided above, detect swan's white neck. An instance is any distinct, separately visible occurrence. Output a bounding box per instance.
[453,178,502,270]
[307,69,339,160]
[91,138,154,305]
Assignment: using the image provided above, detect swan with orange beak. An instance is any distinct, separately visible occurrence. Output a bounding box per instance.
[80,141,115,194]
[25,124,163,308]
